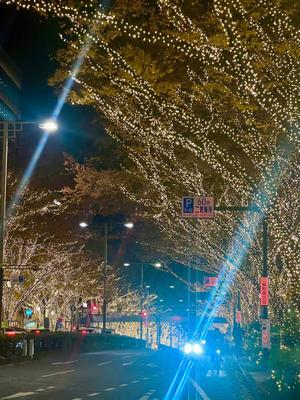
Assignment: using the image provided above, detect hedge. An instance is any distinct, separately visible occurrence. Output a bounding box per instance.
[0,332,145,360]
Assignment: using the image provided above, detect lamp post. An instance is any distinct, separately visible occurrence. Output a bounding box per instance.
[123,261,162,339]
[80,220,133,331]
[0,119,58,329]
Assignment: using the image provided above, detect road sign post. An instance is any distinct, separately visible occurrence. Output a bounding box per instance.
[182,196,214,219]
[182,199,270,359]
[204,276,218,287]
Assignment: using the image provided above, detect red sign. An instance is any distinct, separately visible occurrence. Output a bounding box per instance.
[260,277,269,306]
[236,311,242,324]
[194,196,214,219]
[204,277,218,287]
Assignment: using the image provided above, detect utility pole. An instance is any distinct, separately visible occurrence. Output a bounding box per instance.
[261,216,270,359]
[187,264,191,337]
[0,121,8,330]
[102,222,108,331]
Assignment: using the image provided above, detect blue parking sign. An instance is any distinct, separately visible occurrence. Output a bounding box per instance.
[182,197,194,217]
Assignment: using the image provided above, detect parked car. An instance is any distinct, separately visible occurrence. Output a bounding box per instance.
[1,327,27,336]
[76,327,97,335]
[29,328,51,335]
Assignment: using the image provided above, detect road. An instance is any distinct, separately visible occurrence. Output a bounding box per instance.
[0,349,257,400]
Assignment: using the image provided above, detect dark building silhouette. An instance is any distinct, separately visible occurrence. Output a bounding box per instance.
[0,47,21,121]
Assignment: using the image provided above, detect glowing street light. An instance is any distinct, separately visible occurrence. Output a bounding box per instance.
[124,222,134,229]
[123,262,130,267]
[79,222,88,228]
[39,119,58,133]
[169,285,175,289]
[0,118,60,328]
[154,262,162,268]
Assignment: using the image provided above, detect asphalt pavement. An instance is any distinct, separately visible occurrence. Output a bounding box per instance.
[0,349,257,400]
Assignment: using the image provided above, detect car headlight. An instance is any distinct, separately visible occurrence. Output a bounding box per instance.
[183,343,193,354]
[193,344,203,354]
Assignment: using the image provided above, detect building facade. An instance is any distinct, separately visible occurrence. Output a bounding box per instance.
[0,47,21,121]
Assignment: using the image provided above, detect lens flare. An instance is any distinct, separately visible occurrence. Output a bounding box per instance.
[183,343,192,354]
[193,344,203,354]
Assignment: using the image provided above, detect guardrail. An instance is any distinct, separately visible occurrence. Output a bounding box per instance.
[0,332,146,361]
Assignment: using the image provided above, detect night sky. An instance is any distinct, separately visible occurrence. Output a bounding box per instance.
[0,3,102,165]
[0,3,206,312]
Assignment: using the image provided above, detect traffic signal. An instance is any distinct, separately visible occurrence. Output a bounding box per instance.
[25,308,33,318]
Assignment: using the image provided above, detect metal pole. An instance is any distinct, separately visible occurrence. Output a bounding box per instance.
[187,264,191,336]
[261,216,269,359]
[102,222,108,331]
[139,264,144,339]
[156,304,161,348]
[237,291,241,326]
[0,121,9,330]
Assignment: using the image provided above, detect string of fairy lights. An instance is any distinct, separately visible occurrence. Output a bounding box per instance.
[1,0,299,343]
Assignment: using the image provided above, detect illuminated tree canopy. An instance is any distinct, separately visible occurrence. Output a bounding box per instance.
[1,0,299,328]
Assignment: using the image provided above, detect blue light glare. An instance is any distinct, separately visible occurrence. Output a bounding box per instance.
[8,134,48,215]
[192,343,203,354]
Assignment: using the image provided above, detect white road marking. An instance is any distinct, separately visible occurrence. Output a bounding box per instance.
[146,363,157,368]
[143,377,150,380]
[131,380,139,383]
[138,396,150,400]
[71,398,83,400]
[87,393,100,397]
[104,388,115,391]
[97,361,112,366]
[189,377,211,400]
[52,360,78,365]
[46,386,55,389]
[118,383,128,387]
[35,389,45,392]
[1,393,36,399]
[122,362,133,366]
[41,369,75,378]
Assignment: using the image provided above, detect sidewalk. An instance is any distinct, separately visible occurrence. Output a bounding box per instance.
[234,355,272,400]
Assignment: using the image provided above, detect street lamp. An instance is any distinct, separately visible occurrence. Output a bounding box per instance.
[123,261,163,339]
[79,220,134,331]
[124,222,134,229]
[38,119,58,133]
[0,119,59,329]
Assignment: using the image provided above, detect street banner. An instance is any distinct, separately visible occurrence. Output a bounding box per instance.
[182,196,214,218]
[236,310,242,324]
[260,277,269,305]
[261,318,271,349]
[204,276,218,287]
